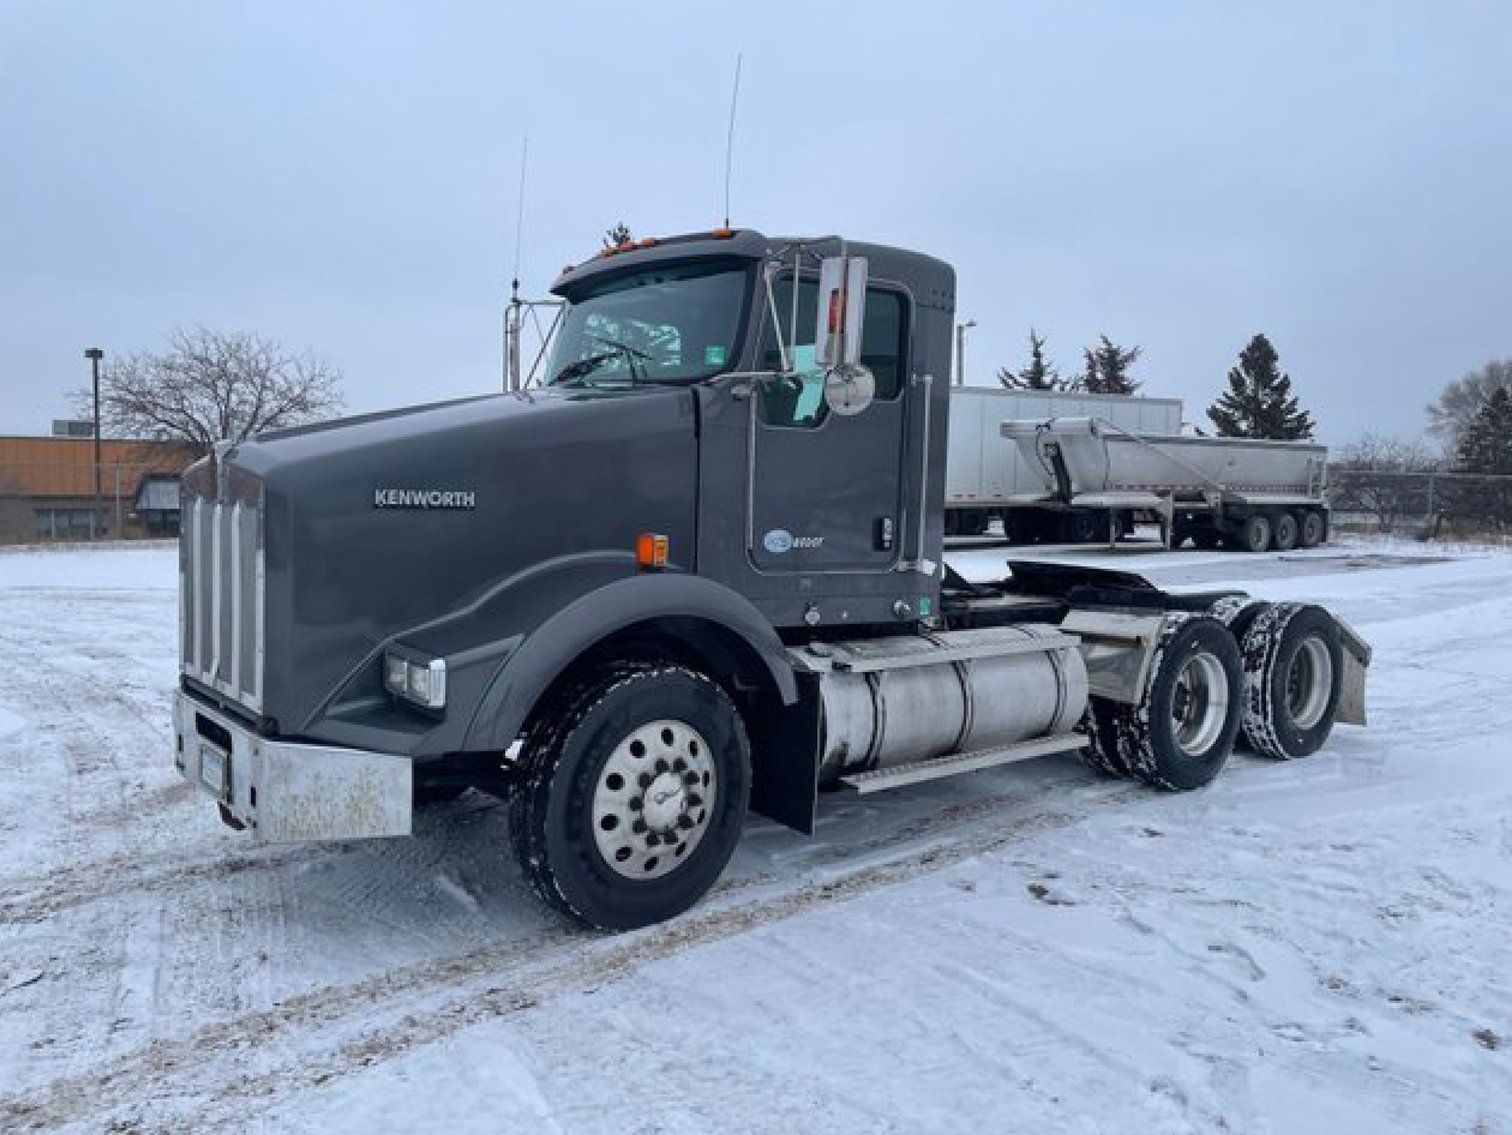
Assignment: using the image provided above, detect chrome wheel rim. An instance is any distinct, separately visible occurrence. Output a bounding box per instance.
[1171,653,1229,756]
[591,719,717,880]
[1287,638,1333,730]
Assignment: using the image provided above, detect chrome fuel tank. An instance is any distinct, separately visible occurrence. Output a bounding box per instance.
[791,626,1088,783]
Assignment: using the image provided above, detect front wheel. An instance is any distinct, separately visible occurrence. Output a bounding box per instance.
[509,666,751,930]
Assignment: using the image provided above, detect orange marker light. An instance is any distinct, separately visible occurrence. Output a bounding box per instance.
[636,533,669,570]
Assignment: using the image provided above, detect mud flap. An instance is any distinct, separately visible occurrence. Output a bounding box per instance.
[746,672,822,836]
[1334,615,1372,727]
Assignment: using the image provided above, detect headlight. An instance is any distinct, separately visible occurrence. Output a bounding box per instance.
[383,650,447,710]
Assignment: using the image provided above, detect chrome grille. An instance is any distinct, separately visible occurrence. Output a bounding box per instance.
[181,493,264,712]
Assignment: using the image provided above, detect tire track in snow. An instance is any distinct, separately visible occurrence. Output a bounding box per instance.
[0,841,362,925]
[0,786,1141,1134]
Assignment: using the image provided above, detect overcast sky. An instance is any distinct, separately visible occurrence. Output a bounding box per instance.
[3,0,1509,447]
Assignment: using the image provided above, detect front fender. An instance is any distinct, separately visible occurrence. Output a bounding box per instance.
[462,572,798,753]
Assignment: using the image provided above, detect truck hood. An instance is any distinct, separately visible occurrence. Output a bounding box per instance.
[221,384,700,741]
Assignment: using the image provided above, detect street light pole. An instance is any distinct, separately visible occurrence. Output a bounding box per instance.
[955,320,976,386]
[85,347,104,538]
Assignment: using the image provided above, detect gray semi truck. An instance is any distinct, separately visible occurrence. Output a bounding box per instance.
[173,229,1370,929]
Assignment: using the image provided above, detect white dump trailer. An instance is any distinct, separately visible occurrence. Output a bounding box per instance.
[1003,416,1330,552]
[945,388,1182,540]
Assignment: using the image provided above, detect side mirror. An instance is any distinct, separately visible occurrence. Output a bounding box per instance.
[815,255,868,369]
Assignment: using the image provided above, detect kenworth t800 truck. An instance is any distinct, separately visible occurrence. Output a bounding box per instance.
[173,230,1370,929]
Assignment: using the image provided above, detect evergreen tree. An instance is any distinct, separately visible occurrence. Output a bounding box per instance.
[1449,387,1512,529]
[602,221,633,250]
[1080,335,1141,394]
[998,328,1063,390]
[1207,333,1315,439]
[1455,387,1512,474]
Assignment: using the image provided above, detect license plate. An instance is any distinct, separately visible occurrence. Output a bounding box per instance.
[199,741,229,799]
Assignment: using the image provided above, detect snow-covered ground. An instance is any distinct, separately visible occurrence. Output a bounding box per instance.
[1,538,1509,1133]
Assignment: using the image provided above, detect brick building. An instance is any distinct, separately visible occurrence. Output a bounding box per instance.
[0,436,196,543]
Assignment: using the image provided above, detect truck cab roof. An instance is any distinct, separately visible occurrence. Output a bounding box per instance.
[552,228,955,313]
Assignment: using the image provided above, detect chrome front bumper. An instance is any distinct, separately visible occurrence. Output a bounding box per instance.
[173,690,413,841]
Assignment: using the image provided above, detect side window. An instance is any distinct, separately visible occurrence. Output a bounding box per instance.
[760,276,824,427]
[860,290,904,400]
[758,276,907,428]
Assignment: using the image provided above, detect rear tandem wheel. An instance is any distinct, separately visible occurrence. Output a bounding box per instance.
[1238,603,1345,759]
[1082,614,1244,791]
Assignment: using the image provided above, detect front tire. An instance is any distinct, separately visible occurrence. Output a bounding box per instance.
[509,666,751,930]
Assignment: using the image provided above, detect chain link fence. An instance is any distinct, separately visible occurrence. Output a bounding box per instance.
[1327,466,1512,542]
[0,460,192,545]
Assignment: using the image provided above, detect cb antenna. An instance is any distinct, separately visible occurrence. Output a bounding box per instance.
[723,53,742,229]
[505,136,529,391]
[511,136,529,302]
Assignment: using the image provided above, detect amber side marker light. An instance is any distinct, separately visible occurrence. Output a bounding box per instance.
[636,533,670,570]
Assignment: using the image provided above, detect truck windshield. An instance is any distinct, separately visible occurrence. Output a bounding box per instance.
[548,262,749,387]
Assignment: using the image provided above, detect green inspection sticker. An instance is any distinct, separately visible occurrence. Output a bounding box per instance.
[704,345,728,366]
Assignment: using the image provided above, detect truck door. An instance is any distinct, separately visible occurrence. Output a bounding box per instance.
[747,274,909,573]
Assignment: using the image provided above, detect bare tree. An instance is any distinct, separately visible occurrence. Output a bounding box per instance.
[78,328,344,455]
[1426,358,1512,451]
[1330,433,1439,533]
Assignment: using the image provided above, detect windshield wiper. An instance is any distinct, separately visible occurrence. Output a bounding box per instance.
[549,351,617,387]
[588,334,651,384]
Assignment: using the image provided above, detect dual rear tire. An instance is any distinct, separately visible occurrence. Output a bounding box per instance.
[1237,603,1344,759]
[1082,601,1347,788]
[1083,615,1244,790]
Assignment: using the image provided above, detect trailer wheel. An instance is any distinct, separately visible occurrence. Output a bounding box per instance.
[1239,603,1344,759]
[1273,512,1299,552]
[1084,614,1243,791]
[508,665,750,930]
[1066,510,1112,544]
[1299,510,1325,549]
[1237,514,1272,553]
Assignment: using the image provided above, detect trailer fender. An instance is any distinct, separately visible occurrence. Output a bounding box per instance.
[463,572,799,756]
